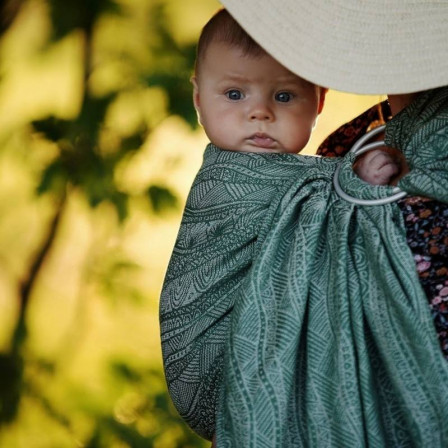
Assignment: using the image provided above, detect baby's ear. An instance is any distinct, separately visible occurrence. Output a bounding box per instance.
[317,87,328,115]
[191,76,200,109]
[191,76,202,124]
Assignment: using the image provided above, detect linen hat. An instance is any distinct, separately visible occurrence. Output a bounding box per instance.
[219,0,448,95]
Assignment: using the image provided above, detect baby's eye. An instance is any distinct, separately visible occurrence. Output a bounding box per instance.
[225,89,243,100]
[275,92,293,103]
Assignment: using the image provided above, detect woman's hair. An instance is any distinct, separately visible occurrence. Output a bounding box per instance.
[195,8,266,75]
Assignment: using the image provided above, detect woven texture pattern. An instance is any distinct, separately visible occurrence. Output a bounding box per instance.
[160,87,448,446]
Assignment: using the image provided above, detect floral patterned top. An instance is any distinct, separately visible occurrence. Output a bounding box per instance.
[317,102,448,359]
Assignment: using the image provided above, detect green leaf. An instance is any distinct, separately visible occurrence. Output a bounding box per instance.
[147,185,178,214]
[75,93,116,142]
[48,0,120,39]
[36,159,67,195]
[0,352,23,424]
[110,361,141,383]
[120,132,146,153]
[110,192,128,222]
[147,72,198,129]
[103,417,154,448]
[32,117,71,142]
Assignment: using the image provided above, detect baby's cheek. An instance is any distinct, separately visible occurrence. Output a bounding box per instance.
[290,130,313,153]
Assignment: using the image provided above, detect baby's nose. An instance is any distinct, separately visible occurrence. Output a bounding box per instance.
[249,102,274,121]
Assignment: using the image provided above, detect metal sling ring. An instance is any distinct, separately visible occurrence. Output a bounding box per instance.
[333,124,407,205]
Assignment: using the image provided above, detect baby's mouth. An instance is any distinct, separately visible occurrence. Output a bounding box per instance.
[250,133,276,148]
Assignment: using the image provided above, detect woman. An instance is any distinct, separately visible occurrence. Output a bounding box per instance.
[160,1,448,446]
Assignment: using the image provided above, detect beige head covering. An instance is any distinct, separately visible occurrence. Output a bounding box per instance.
[219,0,448,95]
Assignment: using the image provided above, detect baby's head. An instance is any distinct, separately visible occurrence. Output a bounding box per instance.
[192,9,326,154]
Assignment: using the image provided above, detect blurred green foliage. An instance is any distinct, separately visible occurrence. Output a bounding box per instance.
[0,0,216,446]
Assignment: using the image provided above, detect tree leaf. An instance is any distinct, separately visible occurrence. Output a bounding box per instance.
[147,185,178,214]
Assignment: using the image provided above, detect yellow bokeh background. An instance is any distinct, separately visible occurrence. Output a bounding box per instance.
[0,0,382,446]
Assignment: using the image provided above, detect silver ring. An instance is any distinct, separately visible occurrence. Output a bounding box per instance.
[333,125,407,205]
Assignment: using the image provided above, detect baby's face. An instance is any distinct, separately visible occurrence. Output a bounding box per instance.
[192,41,324,153]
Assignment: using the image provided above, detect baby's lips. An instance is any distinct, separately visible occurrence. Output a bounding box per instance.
[251,133,276,148]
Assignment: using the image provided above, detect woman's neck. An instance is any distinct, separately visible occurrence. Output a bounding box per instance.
[387,93,419,116]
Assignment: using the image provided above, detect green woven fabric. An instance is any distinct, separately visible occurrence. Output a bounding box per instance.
[160,87,448,446]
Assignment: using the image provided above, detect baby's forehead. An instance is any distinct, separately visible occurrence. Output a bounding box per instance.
[197,38,266,73]
[203,41,314,86]
[219,70,308,86]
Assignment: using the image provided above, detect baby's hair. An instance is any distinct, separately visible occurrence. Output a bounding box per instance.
[195,8,266,75]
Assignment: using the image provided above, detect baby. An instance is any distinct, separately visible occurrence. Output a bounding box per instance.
[192,8,401,185]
